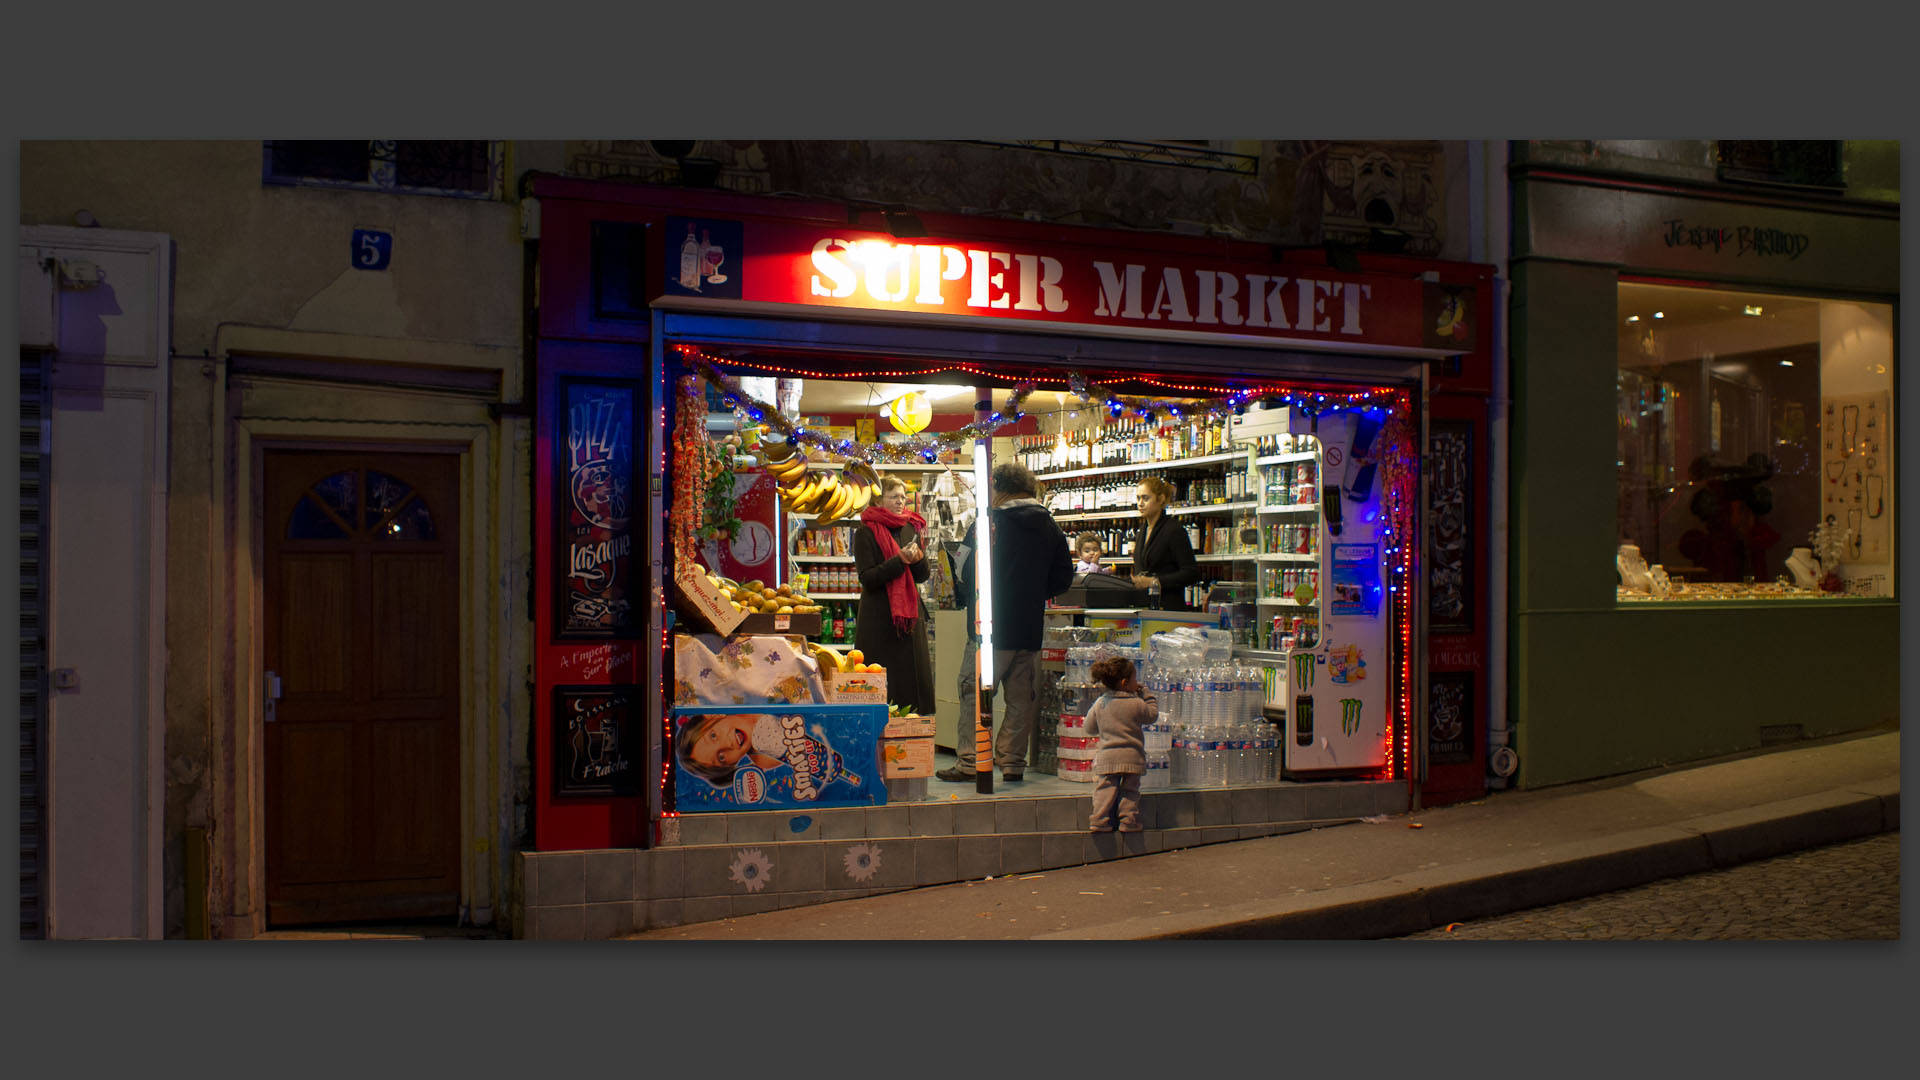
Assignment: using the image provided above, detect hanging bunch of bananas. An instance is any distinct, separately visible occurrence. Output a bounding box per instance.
[765,445,876,525]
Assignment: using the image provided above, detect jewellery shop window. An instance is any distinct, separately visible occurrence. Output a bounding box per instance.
[1615,282,1894,602]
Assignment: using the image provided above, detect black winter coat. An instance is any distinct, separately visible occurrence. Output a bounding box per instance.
[851,521,935,715]
[985,499,1073,651]
[1129,513,1200,609]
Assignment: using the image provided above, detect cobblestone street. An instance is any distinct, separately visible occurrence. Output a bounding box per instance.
[1402,833,1899,941]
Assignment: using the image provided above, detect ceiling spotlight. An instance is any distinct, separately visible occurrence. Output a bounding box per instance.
[1652,311,1664,319]
[1779,360,1795,367]
[1744,305,1764,316]
[1625,315,1640,323]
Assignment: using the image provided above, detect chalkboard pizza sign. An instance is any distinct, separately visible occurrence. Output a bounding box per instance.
[554,685,641,797]
[556,379,641,638]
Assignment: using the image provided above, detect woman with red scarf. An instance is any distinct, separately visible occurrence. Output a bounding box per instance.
[851,475,935,715]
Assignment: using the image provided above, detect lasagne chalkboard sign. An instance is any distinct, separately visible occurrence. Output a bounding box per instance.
[554,686,640,797]
[556,379,639,638]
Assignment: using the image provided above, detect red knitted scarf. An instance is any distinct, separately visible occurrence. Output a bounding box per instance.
[861,504,927,636]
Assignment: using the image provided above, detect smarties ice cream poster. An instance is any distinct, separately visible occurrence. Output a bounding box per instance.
[672,704,888,812]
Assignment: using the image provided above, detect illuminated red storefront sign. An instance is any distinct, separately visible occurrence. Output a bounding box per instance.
[666,217,1467,352]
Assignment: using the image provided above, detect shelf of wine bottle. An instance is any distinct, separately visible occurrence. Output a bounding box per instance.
[1034,450,1244,483]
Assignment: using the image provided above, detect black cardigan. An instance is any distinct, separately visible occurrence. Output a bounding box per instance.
[1129,514,1200,608]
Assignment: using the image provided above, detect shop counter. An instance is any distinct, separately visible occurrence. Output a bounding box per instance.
[1043,606,1222,650]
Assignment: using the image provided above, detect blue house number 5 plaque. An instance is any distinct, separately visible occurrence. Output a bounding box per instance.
[352,228,393,270]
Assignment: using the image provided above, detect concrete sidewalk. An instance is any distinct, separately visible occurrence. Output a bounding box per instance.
[625,728,1900,940]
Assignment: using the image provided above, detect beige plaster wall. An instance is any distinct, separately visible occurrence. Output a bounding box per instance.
[1522,139,1899,204]
[20,140,522,356]
[553,139,1475,260]
[20,140,529,936]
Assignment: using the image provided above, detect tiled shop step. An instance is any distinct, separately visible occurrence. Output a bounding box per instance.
[514,780,1407,939]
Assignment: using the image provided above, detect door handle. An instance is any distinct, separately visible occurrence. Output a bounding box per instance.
[265,670,282,722]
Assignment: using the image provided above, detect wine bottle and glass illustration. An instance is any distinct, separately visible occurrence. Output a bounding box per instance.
[677,225,730,291]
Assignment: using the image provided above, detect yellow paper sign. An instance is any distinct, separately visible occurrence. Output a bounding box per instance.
[887,392,932,435]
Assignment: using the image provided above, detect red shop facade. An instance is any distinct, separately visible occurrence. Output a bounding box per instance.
[525,174,1495,867]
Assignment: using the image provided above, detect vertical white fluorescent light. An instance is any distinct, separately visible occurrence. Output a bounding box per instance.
[973,439,994,689]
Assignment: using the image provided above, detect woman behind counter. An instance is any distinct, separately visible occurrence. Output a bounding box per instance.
[1128,476,1201,609]
[851,475,935,715]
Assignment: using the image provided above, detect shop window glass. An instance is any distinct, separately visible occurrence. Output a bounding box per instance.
[1616,283,1894,601]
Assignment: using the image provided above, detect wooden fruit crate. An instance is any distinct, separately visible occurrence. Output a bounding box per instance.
[732,612,824,637]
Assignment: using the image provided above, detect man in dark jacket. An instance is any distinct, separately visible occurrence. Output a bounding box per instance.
[938,463,1073,782]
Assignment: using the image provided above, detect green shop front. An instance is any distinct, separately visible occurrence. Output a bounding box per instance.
[1508,165,1898,787]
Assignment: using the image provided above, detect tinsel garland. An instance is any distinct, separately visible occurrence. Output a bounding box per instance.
[678,345,1037,465]
[1064,370,1398,423]
[678,344,1402,473]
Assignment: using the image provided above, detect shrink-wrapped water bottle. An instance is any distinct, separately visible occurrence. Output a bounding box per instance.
[1202,718,1227,787]
[1207,664,1229,729]
[1169,723,1188,788]
[1143,753,1169,790]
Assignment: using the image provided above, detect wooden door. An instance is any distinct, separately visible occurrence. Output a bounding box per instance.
[264,450,460,925]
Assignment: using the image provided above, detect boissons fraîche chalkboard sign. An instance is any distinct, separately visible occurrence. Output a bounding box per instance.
[554,685,641,798]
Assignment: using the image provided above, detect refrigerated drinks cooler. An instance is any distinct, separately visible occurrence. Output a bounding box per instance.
[1276,410,1392,776]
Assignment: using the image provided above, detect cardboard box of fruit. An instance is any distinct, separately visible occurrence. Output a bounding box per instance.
[820,647,888,704]
[879,735,935,778]
[882,703,936,739]
[672,565,746,637]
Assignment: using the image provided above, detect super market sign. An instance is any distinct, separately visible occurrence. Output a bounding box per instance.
[666,217,1455,351]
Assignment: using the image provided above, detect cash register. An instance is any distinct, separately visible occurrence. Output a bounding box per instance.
[1056,570,1151,608]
